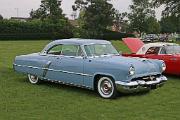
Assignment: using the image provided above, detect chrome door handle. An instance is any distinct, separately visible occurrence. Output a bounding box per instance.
[170,58,177,61]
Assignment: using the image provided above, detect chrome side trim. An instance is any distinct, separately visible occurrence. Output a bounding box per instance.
[47,68,92,77]
[42,61,52,77]
[42,78,93,90]
[13,63,93,77]
[14,64,42,70]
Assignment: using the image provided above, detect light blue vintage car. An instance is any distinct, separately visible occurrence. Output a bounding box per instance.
[13,39,167,99]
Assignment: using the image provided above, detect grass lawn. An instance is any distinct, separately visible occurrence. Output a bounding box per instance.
[0,40,180,120]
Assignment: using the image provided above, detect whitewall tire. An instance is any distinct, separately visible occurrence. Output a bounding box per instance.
[97,77,117,99]
[28,74,40,84]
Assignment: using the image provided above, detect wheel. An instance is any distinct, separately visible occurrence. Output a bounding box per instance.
[97,76,117,99]
[28,74,40,84]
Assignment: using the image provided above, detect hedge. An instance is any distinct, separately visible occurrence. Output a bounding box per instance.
[0,33,73,40]
[0,20,134,40]
[73,28,135,40]
[0,19,73,40]
[102,31,135,40]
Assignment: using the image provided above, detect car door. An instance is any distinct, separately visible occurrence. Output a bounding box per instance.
[161,55,178,74]
[158,47,179,74]
[44,44,84,86]
[174,55,180,75]
[143,47,173,73]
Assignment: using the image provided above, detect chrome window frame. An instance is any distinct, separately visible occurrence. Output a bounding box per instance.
[40,44,86,59]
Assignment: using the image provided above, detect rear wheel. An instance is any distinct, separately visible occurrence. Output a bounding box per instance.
[28,74,41,84]
[97,76,117,99]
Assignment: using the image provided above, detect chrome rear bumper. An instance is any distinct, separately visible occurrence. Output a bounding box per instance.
[115,76,167,93]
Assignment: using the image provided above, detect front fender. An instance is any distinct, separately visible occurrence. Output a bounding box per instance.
[93,72,116,81]
[148,59,164,72]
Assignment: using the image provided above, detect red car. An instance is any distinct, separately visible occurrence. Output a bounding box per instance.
[122,38,180,75]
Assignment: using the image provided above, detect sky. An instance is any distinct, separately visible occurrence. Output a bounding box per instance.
[0,0,162,19]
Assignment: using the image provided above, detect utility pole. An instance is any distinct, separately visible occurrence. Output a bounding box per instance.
[15,8,19,17]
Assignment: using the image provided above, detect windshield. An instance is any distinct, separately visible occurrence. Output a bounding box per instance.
[84,44,119,57]
[165,46,180,54]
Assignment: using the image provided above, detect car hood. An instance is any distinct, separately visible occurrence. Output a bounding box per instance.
[123,38,144,53]
[93,55,162,76]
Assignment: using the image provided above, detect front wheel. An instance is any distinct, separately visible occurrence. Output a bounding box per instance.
[28,74,41,84]
[97,77,117,99]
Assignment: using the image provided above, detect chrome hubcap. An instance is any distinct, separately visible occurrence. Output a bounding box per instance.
[28,74,38,83]
[30,75,37,82]
[100,80,112,95]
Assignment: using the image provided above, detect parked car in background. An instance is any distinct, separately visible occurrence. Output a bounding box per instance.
[13,39,167,99]
[159,34,168,42]
[142,34,159,42]
[175,34,180,41]
[122,38,180,75]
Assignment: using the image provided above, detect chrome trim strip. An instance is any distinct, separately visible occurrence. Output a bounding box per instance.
[13,63,93,77]
[42,61,52,77]
[14,64,42,70]
[47,68,92,77]
[42,78,93,90]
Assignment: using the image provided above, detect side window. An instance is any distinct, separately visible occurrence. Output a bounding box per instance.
[47,45,62,55]
[160,47,167,54]
[77,47,83,56]
[61,45,82,56]
[84,45,93,56]
[146,47,160,54]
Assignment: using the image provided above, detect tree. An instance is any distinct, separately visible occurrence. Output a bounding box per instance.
[160,15,179,33]
[145,16,160,34]
[113,10,128,32]
[73,0,115,38]
[152,0,180,17]
[72,0,88,11]
[0,14,3,20]
[30,0,64,22]
[128,0,156,34]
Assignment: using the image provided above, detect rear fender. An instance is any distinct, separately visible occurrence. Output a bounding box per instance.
[13,58,51,77]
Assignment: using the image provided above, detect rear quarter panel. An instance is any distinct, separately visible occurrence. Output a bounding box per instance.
[13,54,50,77]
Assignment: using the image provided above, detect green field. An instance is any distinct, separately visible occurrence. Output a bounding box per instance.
[0,40,180,120]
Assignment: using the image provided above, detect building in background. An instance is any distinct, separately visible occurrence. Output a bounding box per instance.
[10,17,29,22]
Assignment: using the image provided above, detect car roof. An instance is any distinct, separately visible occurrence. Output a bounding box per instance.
[51,38,110,45]
[42,38,111,52]
[143,42,177,47]
[137,42,178,54]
